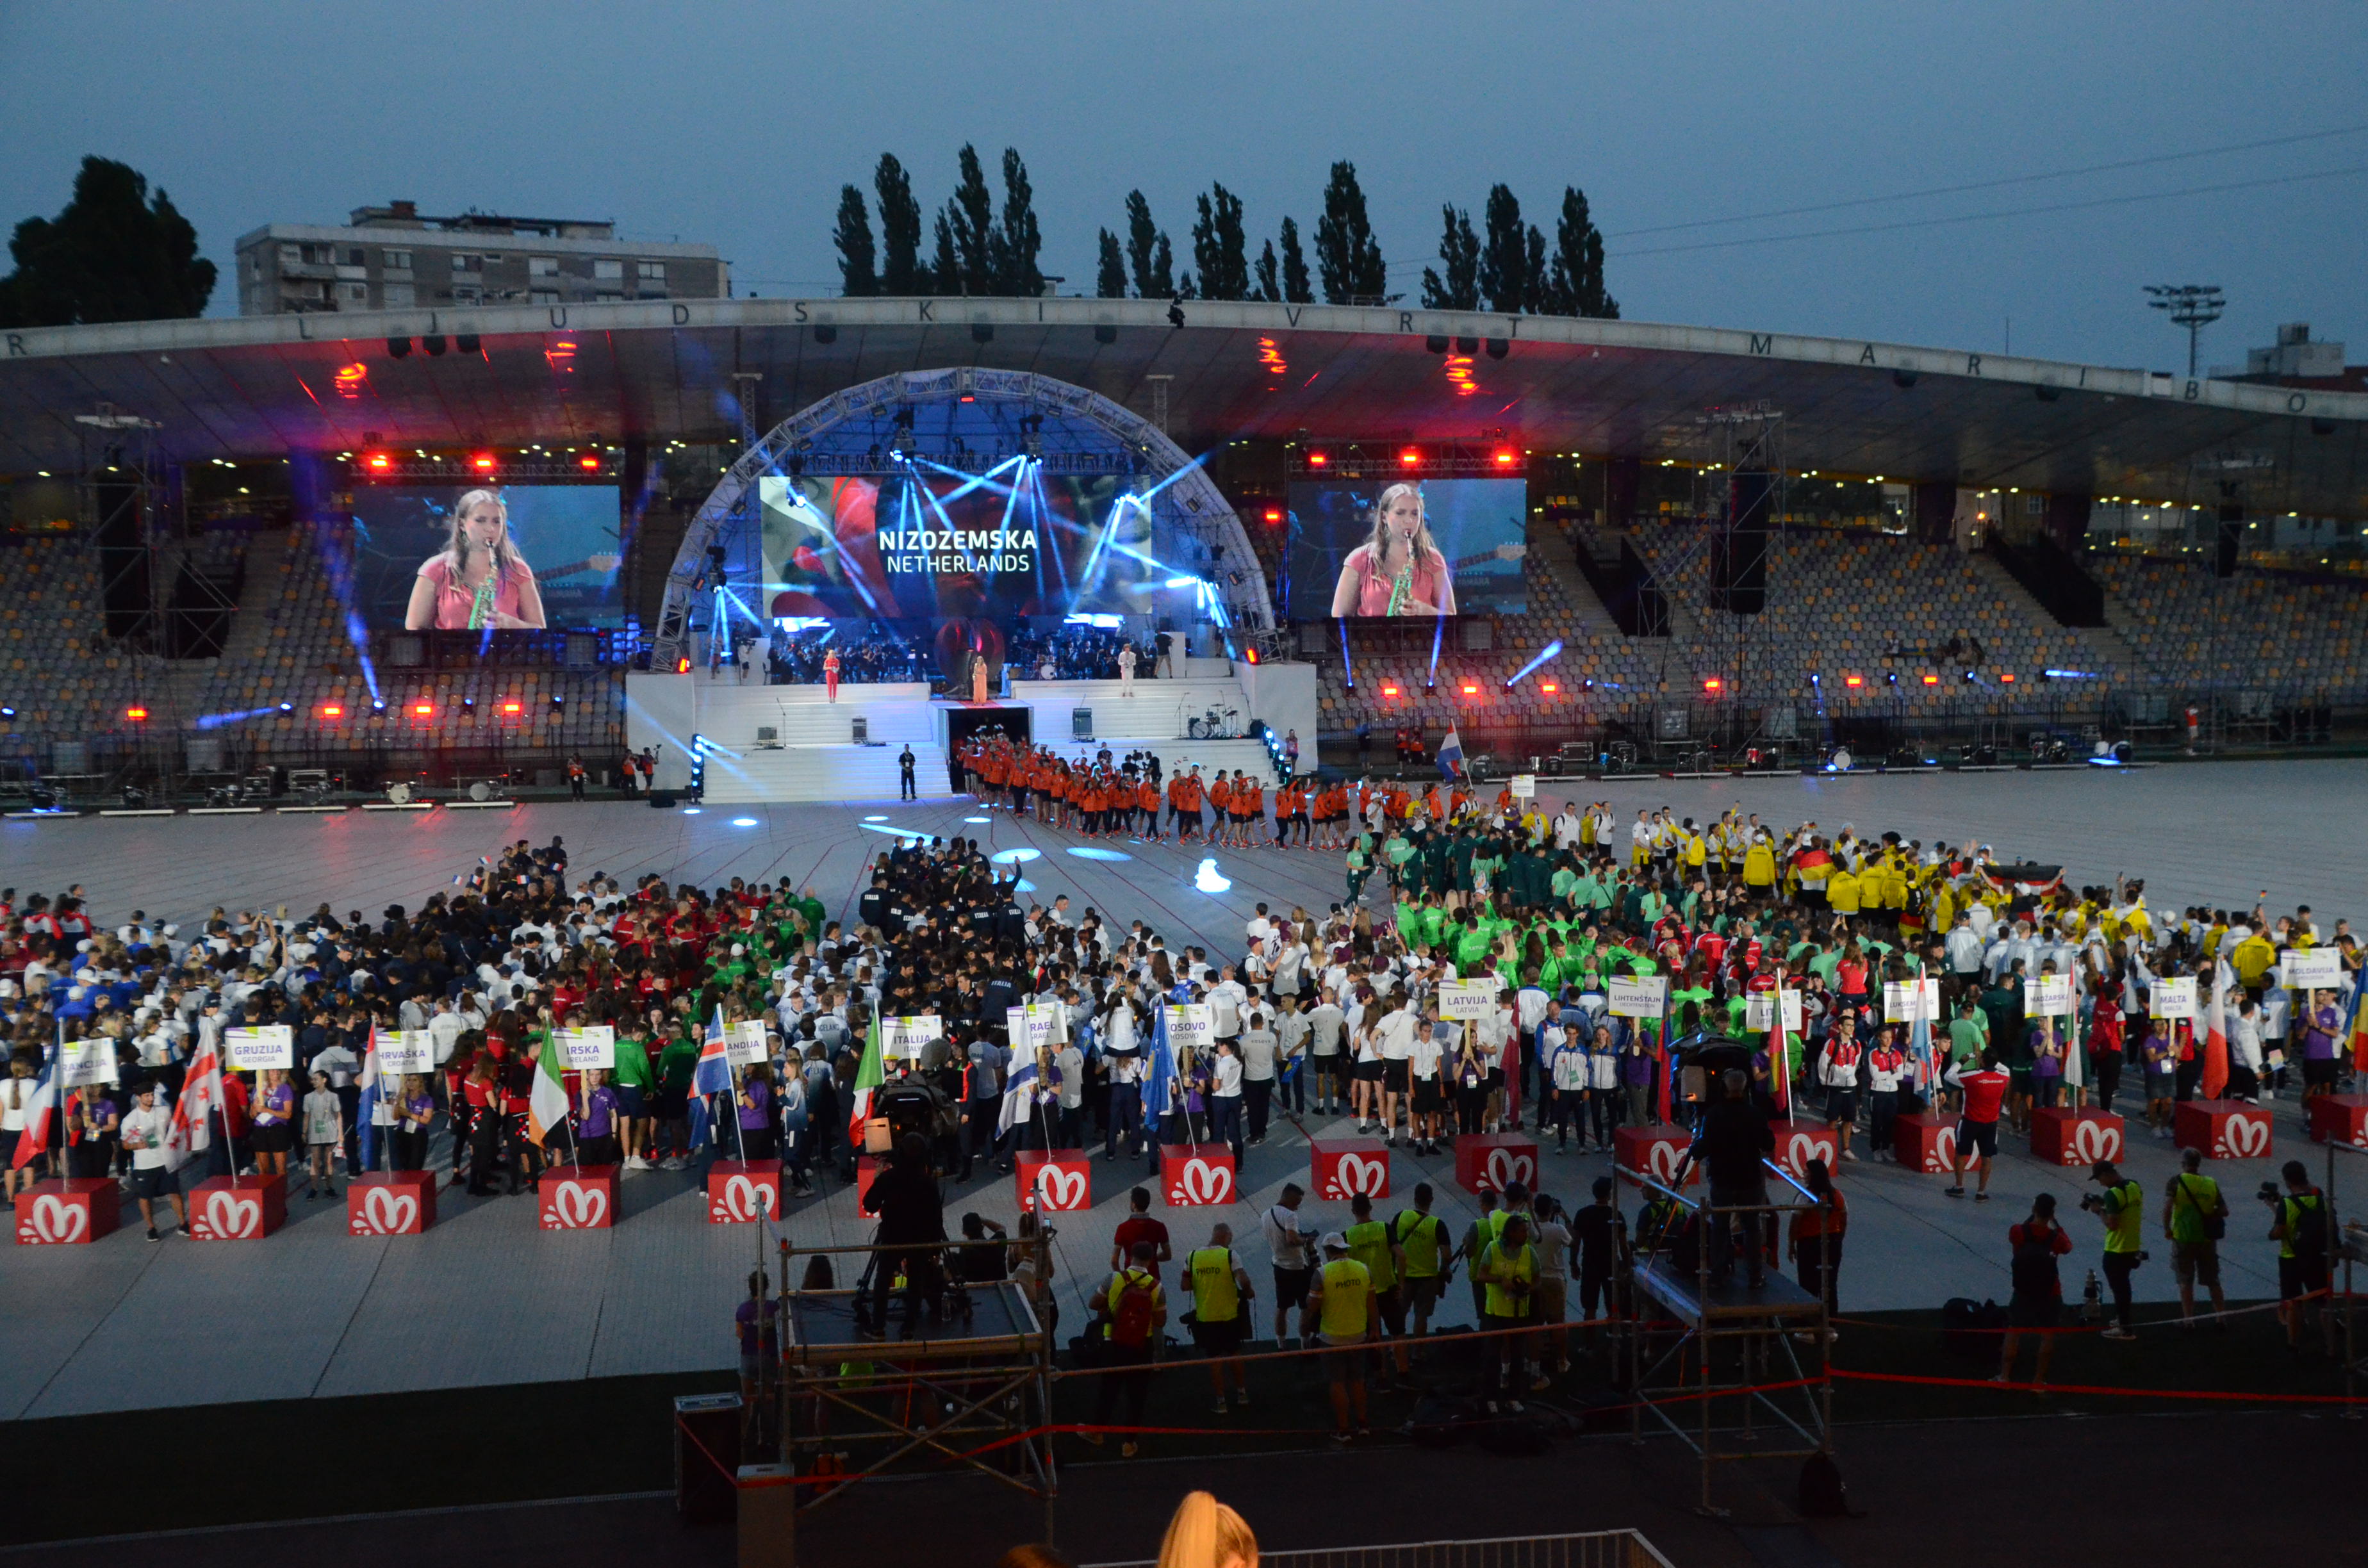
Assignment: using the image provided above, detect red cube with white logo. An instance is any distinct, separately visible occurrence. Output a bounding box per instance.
[347,1170,436,1235]
[1613,1123,1697,1189]
[1454,1132,1540,1196]
[853,1156,882,1211]
[2307,1095,2368,1149]
[2175,1099,2273,1161]
[538,1164,618,1230]
[1161,1144,1238,1206]
[13,1178,118,1245]
[1894,1113,1969,1175]
[187,1174,288,1241]
[1311,1138,1392,1202]
[1017,1148,1092,1214]
[706,1159,782,1223]
[2030,1107,2126,1168]
[1770,1123,1839,1182]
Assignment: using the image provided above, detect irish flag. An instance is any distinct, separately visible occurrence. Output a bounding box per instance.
[846,1011,885,1149]
[526,1035,570,1147]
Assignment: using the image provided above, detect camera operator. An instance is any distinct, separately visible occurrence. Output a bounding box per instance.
[860,1132,948,1330]
[2265,1159,2337,1355]
[2080,1159,2146,1341]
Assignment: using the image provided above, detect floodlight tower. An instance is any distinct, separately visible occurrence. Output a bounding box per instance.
[2144,284,2225,377]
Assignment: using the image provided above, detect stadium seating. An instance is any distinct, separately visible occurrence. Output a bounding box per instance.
[2093,551,2368,706]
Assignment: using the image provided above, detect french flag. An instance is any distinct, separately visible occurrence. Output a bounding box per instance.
[8,1033,62,1170]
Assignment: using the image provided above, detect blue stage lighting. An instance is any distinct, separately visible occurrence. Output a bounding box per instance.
[0,706,13,719]
[991,847,1041,864]
[1067,847,1132,861]
[1506,639,1563,689]
[732,817,759,827]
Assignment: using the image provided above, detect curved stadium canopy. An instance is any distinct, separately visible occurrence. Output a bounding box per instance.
[1,296,2362,516]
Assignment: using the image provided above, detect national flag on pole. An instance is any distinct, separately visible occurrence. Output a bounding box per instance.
[2344,982,2368,1074]
[1435,726,1464,781]
[356,1028,385,1171]
[846,1009,886,1149]
[526,1030,570,1147]
[1770,980,1792,1115]
[163,1040,221,1172]
[1908,965,1936,1093]
[2199,969,2230,1101]
[8,1033,62,1170]
[996,1055,1042,1139]
[694,1006,732,1097]
[1143,1002,1177,1136]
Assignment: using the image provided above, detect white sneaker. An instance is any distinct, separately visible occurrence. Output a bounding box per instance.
[1841,1148,1859,1161]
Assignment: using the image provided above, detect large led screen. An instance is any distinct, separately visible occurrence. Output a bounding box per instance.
[1284,477,1527,619]
[345,485,626,630]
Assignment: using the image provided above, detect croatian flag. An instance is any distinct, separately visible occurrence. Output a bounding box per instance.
[1436,726,1465,781]
[7,1031,62,1170]
[356,1027,386,1171]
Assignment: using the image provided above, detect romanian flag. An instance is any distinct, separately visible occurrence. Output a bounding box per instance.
[2344,983,2368,1074]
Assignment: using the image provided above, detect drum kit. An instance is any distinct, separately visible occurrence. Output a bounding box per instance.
[1186,706,1242,739]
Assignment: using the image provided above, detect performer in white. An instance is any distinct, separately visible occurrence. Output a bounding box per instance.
[1118,642,1137,698]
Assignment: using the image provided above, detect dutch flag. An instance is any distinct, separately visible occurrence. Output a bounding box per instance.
[1436,726,1464,781]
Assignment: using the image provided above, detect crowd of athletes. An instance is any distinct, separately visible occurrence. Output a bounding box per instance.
[1,767,2355,1419]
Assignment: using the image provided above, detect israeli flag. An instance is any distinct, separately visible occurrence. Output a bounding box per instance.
[996,1058,1041,1138]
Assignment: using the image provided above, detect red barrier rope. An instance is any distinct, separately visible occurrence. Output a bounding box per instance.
[1830,1368,2368,1405]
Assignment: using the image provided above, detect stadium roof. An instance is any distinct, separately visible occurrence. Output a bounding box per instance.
[3,296,2364,515]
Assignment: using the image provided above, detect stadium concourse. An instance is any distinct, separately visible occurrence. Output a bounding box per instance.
[2,756,2364,1426]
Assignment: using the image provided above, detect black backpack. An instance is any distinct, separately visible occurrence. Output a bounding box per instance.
[1799,1450,1860,1517]
[2288,1193,2332,1262]
[2010,1224,2062,1298]
[1941,1296,2007,1358]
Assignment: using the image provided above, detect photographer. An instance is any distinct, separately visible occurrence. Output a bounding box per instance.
[2266,1159,2337,1354]
[2080,1159,2146,1341]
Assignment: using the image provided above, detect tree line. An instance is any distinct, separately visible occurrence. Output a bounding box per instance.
[832,151,1616,318]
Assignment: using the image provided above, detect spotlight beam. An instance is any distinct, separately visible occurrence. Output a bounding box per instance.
[1506,639,1563,687]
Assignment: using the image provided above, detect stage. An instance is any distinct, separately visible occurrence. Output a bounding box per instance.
[623,667,1319,804]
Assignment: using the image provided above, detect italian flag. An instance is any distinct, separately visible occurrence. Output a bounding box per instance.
[527,1035,571,1147]
[846,1011,885,1148]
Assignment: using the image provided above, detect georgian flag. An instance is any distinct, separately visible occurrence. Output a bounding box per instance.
[164,1041,222,1172]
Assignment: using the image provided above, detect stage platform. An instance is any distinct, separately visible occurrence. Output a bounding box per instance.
[786,1284,1043,1363]
[1634,1259,1826,1325]
[627,667,1320,803]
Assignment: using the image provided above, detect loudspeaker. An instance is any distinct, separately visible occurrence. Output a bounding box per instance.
[2215,502,2243,578]
[1072,707,1093,740]
[851,716,868,744]
[1720,468,1772,614]
[649,790,676,808]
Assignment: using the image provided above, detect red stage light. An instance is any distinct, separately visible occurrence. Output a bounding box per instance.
[1493,449,1517,466]
[365,452,392,471]
[1540,681,1558,694]
[2000,671,2016,683]
[1243,647,1260,666]
[500,700,522,714]
[1459,681,1478,695]
[1381,683,1400,698]
[1263,508,1282,524]
[1401,449,1422,468]
[1921,673,1939,685]
[320,704,342,718]
[470,452,496,472]
[125,706,149,721]
[579,453,600,471]
[1308,451,1328,467]
[1703,677,1723,693]
[412,701,434,717]
[1844,674,1864,689]
[675,657,692,674]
